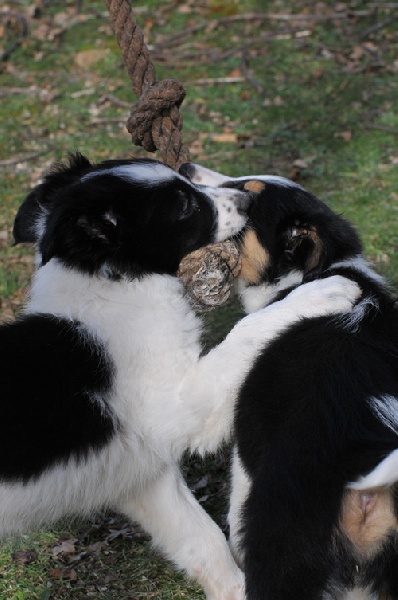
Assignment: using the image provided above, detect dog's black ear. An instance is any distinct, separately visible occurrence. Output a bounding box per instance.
[13,153,93,245]
[76,211,118,243]
[13,188,43,244]
[284,224,325,278]
[65,152,92,174]
[40,209,119,267]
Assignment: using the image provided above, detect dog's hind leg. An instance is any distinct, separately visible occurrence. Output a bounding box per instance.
[117,465,245,600]
[228,448,250,568]
[381,549,398,599]
[242,463,342,600]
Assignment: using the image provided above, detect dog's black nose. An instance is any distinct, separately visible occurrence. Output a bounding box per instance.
[179,162,195,180]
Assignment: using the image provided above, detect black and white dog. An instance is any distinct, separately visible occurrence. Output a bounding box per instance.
[181,163,398,600]
[1,153,360,600]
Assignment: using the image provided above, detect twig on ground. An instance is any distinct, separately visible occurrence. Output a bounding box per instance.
[89,117,126,125]
[359,14,398,40]
[154,9,380,51]
[241,51,267,97]
[367,3,398,7]
[364,125,398,135]
[152,29,309,67]
[0,146,54,167]
[187,77,245,86]
[98,94,131,109]
[0,87,38,96]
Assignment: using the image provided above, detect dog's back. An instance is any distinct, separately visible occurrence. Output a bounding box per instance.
[232,181,398,599]
[179,161,398,598]
[237,264,398,599]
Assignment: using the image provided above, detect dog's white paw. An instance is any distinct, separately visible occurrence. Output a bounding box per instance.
[204,568,245,600]
[286,275,361,318]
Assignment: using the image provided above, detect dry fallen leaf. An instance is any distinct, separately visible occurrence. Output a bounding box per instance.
[228,67,243,78]
[74,49,110,69]
[0,229,8,246]
[334,130,352,142]
[87,541,108,555]
[49,567,78,581]
[12,549,38,565]
[199,132,238,143]
[52,538,77,557]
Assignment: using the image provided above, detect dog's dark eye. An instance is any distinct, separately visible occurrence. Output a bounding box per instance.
[178,191,200,220]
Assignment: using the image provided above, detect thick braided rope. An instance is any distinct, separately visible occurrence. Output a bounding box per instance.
[104,0,189,169]
[104,0,240,310]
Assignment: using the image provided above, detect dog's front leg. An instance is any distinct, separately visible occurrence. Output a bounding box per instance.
[180,275,361,455]
[118,465,245,600]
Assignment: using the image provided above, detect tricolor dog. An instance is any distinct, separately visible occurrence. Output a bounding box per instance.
[181,162,398,600]
[0,154,359,599]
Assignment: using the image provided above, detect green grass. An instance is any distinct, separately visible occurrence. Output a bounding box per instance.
[0,519,204,599]
[1,0,398,597]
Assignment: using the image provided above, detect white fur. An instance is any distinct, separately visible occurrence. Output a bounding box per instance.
[237,270,304,314]
[187,163,303,190]
[350,448,398,490]
[228,448,251,568]
[185,164,233,186]
[238,257,382,335]
[335,295,379,333]
[331,255,386,287]
[329,257,384,333]
[350,392,398,490]
[343,589,377,600]
[81,162,177,184]
[208,186,251,242]
[368,395,398,436]
[323,587,377,600]
[0,256,360,599]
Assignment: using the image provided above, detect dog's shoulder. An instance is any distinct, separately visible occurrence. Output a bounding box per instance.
[0,313,116,482]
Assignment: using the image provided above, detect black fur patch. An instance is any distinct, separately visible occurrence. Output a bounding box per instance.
[0,314,116,482]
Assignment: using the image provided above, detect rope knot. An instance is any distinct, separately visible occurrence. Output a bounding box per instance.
[127,79,188,169]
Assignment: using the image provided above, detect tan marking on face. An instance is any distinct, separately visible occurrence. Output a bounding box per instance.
[240,229,270,284]
[306,229,323,271]
[243,180,266,194]
[294,227,323,272]
[340,488,398,558]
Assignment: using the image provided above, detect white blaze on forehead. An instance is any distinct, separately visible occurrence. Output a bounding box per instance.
[205,186,249,242]
[201,186,243,200]
[186,163,304,191]
[235,175,304,190]
[187,165,232,186]
[81,162,179,185]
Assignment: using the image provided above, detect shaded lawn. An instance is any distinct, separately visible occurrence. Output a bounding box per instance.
[0,0,397,598]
